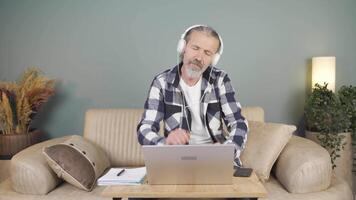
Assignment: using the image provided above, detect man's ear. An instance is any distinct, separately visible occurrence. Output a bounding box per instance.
[179,48,186,60]
[182,46,186,55]
[179,53,184,61]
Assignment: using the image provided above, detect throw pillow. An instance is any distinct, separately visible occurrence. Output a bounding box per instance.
[275,136,332,193]
[240,121,295,182]
[10,136,70,195]
[43,135,110,191]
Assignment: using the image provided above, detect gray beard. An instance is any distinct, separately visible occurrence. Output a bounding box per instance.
[186,67,203,79]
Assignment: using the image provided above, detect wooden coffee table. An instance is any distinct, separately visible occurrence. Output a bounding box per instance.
[101,172,267,199]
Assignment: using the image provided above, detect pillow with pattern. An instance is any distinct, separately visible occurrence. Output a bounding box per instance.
[43,135,110,191]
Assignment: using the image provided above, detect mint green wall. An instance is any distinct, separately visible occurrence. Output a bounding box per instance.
[1,0,356,138]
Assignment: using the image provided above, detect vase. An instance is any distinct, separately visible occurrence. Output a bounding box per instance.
[0,130,43,159]
[306,131,353,192]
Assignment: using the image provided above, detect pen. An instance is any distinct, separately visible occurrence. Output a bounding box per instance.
[117,169,125,176]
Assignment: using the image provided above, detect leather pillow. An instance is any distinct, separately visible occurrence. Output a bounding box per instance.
[10,136,70,195]
[43,135,110,191]
[275,136,332,193]
[240,121,295,182]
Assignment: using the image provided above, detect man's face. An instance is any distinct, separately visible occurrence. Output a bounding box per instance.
[182,31,220,79]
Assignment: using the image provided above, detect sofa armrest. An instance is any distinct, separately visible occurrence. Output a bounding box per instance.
[275,135,332,194]
[11,135,73,195]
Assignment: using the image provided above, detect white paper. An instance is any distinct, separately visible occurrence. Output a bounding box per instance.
[97,167,146,186]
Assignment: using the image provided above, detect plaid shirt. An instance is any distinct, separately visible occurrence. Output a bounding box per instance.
[137,64,248,167]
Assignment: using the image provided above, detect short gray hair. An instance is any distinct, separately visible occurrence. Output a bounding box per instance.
[184,25,221,53]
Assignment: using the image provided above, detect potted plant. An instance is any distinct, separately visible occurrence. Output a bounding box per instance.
[304,83,351,168]
[0,68,55,158]
[338,85,356,175]
[304,83,353,189]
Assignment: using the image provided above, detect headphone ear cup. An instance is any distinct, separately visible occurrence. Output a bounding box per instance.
[211,53,220,66]
[177,39,186,54]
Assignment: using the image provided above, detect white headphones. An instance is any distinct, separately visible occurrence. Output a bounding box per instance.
[177,24,224,66]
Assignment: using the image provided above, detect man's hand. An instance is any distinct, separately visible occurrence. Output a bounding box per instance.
[165,129,190,145]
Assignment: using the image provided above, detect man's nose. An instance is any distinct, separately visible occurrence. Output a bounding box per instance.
[195,50,204,61]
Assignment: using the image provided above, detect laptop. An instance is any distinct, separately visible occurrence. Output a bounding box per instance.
[142,144,235,185]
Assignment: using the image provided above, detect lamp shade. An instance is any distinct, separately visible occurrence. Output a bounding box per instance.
[312,56,336,92]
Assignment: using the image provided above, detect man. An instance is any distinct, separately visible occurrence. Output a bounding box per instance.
[137,25,248,168]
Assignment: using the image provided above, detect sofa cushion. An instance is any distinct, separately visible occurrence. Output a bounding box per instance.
[10,136,70,195]
[83,109,146,167]
[274,135,332,193]
[82,107,265,167]
[261,174,352,200]
[0,178,113,200]
[240,121,295,182]
[43,135,110,191]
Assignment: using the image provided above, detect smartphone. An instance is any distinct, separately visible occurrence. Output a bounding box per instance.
[234,167,253,177]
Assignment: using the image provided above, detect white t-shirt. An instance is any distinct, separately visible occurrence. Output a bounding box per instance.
[180,77,213,145]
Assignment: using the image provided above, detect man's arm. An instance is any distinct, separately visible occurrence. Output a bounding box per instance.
[137,77,166,145]
[219,73,249,166]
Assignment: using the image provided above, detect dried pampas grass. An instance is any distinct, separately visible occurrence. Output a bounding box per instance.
[0,92,14,134]
[0,67,55,135]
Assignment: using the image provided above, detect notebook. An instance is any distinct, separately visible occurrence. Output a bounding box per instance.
[97,167,146,185]
[142,144,235,185]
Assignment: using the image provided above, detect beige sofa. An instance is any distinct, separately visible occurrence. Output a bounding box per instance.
[0,107,353,200]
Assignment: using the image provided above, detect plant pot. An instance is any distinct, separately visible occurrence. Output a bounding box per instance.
[306,131,353,191]
[0,130,43,158]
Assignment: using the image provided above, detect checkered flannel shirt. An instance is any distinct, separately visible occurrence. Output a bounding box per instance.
[137,64,249,167]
